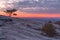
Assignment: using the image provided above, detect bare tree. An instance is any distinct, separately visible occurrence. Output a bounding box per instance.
[4,9,17,17]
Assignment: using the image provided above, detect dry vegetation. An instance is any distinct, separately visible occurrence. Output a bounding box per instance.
[41,21,56,37]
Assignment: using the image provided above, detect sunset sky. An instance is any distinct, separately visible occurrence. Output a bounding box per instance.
[0,0,60,18]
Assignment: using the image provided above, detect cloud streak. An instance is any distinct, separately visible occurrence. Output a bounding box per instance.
[0,0,60,13]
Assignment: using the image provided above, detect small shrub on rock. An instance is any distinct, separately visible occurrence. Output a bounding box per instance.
[41,21,56,37]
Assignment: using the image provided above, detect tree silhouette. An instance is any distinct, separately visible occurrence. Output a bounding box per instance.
[4,9,17,17]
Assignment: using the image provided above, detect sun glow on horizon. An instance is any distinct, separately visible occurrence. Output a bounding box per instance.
[0,11,60,18]
[12,12,60,18]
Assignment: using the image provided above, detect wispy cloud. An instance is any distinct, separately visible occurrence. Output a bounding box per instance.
[0,0,60,13]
